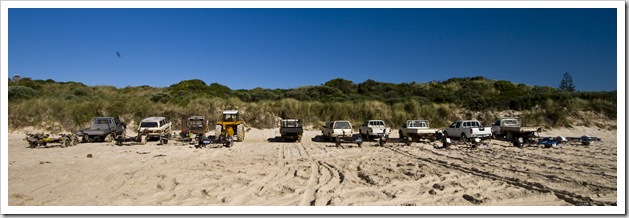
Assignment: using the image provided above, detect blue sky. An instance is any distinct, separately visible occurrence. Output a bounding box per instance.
[8,8,617,91]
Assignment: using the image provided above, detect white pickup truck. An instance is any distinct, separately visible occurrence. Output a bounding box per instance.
[321,120,354,142]
[399,120,442,142]
[358,120,391,141]
[443,120,492,141]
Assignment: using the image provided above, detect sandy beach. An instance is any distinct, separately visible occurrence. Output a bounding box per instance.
[7,126,618,208]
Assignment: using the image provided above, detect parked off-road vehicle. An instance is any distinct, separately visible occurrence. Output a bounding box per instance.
[178,116,209,144]
[280,119,304,142]
[359,120,391,141]
[399,120,442,143]
[443,120,492,141]
[491,118,542,147]
[321,120,362,147]
[138,116,172,144]
[76,116,126,143]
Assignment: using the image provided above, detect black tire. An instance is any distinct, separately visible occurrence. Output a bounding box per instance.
[236,124,245,141]
[442,138,450,148]
[443,131,449,138]
[513,137,523,148]
[82,135,88,143]
[60,137,67,148]
[506,132,513,141]
[335,137,340,147]
[461,133,468,142]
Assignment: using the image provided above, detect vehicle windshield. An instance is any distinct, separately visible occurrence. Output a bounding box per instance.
[370,121,385,126]
[188,120,204,127]
[408,121,427,128]
[334,122,351,129]
[140,122,158,128]
[93,118,110,125]
[504,120,519,126]
[223,114,238,121]
[282,120,302,127]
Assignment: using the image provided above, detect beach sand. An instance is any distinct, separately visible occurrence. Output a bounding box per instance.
[7,126,618,207]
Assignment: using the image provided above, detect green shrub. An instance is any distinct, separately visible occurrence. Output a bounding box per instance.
[8,86,38,100]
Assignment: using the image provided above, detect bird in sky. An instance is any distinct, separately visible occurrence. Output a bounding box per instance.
[116,51,121,58]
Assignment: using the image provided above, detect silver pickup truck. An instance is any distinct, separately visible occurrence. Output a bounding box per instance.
[399,120,442,142]
[443,120,492,141]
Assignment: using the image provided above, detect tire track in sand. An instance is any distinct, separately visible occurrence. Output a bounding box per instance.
[387,147,616,206]
[299,160,343,206]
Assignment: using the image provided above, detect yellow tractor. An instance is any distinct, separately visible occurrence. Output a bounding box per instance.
[215,110,245,147]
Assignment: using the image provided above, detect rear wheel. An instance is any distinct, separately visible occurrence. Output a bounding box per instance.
[215,125,222,139]
[461,133,468,142]
[506,132,513,141]
[236,124,245,141]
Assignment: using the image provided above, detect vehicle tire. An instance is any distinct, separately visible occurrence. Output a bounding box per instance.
[141,135,147,145]
[442,138,450,148]
[82,135,88,143]
[237,124,245,141]
[335,137,340,147]
[105,134,113,143]
[398,130,404,139]
[215,125,222,139]
[506,132,513,141]
[443,131,449,138]
[72,136,79,146]
[461,133,468,143]
[513,137,523,148]
[379,137,385,147]
[60,137,67,148]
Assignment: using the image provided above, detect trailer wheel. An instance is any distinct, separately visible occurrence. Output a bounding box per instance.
[513,137,524,148]
[60,137,67,148]
[442,138,450,148]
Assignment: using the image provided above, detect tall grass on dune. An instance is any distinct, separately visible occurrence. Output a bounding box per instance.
[7,77,617,133]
